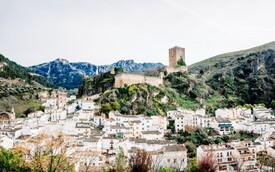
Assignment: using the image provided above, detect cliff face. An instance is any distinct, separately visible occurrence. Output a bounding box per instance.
[189,42,275,105]
[30,59,83,89]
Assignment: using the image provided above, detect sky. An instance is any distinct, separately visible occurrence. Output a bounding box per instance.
[0,0,275,67]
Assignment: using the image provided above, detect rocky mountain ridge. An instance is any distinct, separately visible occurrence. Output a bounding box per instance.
[30,59,164,89]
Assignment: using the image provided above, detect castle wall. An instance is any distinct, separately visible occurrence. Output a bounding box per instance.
[114,73,163,88]
[164,66,188,75]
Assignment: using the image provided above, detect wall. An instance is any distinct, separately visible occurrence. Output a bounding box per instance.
[114,73,163,88]
[164,66,188,75]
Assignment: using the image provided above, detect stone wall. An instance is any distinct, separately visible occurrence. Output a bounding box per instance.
[114,73,163,88]
[164,66,188,75]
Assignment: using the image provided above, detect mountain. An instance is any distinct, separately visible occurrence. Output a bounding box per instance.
[189,41,275,106]
[30,58,83,90]
[30,59,164,89]
[0,54,53,116]
[0,54,53,88]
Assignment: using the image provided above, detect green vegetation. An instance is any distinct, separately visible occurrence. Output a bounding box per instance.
[89,71,242,116]
[0,96,43,117]
[79,69,121,96]
[189,41,275,75]
[0,54,53,88]
[94,72,212,116]
[176,58,186,66]
[0,54,53,116]
[81,42,275,115]
[185,158,197,172]
[0,147,31,172]
[168,129,258,159]
[189,42,275,107]
[0,134,75,172]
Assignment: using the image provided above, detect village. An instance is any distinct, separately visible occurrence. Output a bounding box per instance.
[0,87,275,171]
[0,47,275,172]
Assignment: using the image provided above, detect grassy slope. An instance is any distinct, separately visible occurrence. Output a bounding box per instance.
[188,41,275,106]
[189,41,275,75]
[0,96,42,117]
[0,54,53,116]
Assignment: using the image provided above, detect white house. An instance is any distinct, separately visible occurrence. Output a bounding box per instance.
[140,130,164,140]
[151,144,187,171]
[82,137,102,151]
[0,135,13,149]
[82,100,95,111]
[50,109,67,122]
[93,116,105,127]
[214,118,233,135]
[43,98,57,108]
[197,144,236,172]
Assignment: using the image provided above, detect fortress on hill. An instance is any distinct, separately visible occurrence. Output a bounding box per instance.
[114,46,187,88]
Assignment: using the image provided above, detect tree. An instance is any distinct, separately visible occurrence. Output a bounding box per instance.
[0,146,31,171]
[186,158,198,172]
[111,102,120,111]
[115,147,128,172]
[76,151,98,172]
[129,149,152,172]
[26,133,75,172]
[271,100,275,109]
[176,58,186,66]
[197,152,217,172]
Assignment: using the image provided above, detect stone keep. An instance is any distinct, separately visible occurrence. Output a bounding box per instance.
[169,46,185,67]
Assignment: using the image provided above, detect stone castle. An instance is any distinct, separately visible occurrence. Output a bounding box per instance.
[169,46,185,67]
[114,46,187,88]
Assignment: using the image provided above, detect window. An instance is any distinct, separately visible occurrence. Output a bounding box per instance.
[167,159,170,163]
[219,165,227,171]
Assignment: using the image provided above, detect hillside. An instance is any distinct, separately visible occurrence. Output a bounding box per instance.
[82,41,275,116]
[0,54,53,88]
[0,54,52,116]
[30,59,164,89]
[83,71,231,116]
[189,41,275,106]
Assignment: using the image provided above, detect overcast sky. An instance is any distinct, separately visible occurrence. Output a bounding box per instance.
[0,0,275,67]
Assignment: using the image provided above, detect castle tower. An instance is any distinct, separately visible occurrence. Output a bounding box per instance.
[169,46,185,67]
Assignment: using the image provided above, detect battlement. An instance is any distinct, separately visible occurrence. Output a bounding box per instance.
[164,66,188,75]
[114,73,163,88]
